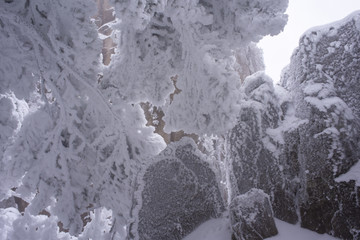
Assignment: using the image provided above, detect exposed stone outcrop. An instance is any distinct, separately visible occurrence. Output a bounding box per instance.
[280,11,360,239]
[230,188,278,240]
[135,138,224,240]
[228,72,300,224]
[229,12,360,239]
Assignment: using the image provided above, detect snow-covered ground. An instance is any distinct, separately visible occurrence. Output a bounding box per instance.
[0,207,342,240]
[268,219,338,240]
[183,217,232,240]
[183,217,338,240]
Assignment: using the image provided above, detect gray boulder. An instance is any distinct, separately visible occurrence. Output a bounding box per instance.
[280,12,360,239]
[229,12,360,239]
[228,72,299,224]
[230,188,278,240]
[135,137,224,240]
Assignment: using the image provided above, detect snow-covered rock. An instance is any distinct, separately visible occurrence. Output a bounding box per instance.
[230,188,278,240]
[228,11,360,239]
[228,72,299,224]
[280,11,360,239]
[135,138,224,240]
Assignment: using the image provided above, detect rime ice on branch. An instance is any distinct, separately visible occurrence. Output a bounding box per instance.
[0,0,288,239]
[106,0,288,134]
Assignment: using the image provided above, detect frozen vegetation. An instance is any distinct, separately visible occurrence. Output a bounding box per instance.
[0,0,359,239]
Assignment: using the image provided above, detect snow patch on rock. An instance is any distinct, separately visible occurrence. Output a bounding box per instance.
[335,160,360,186]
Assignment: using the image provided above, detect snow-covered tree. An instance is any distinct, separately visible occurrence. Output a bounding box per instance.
[0,0,288,238]
[105,0,288,134]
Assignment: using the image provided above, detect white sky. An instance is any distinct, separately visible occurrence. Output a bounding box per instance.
[258,0,360,82]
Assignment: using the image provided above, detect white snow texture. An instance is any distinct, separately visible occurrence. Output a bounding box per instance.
[0,0,288,239]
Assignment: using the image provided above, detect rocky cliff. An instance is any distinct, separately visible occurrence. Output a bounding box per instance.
[227,71,302,225]
[134,138,224,240]
[229,11,360,239]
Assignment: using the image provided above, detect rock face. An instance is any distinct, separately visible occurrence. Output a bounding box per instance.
[228,72,300,224]
[229,12,360,239]
[281,12,360,239]
[136,138,224,240]
[230,188,278,240]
